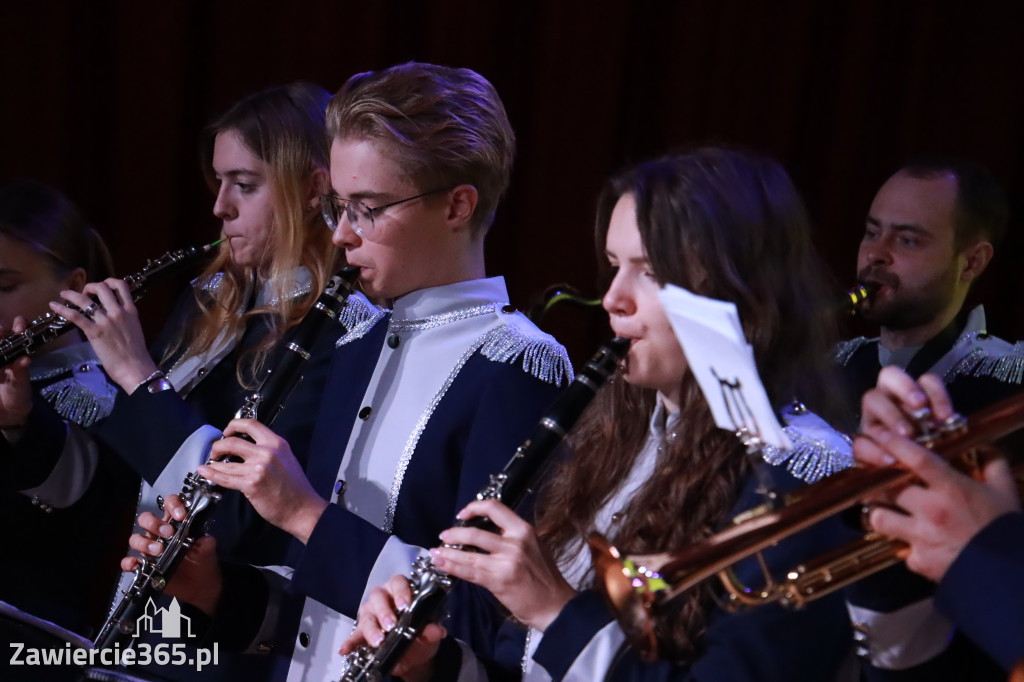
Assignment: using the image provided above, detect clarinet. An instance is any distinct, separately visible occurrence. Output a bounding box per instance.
[93,265,361,651]
[338,336,631,682]
[0,241,222,367]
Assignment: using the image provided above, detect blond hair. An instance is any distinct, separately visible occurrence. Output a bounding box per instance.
[167,82,339,387]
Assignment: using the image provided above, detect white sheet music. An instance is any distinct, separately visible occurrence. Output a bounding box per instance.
[657,285,791,449]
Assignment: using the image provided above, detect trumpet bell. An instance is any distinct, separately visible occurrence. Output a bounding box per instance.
[588,533,662,661]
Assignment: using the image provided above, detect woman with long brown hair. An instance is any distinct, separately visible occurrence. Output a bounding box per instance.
[0,179,126,636]
[345,147,855,681]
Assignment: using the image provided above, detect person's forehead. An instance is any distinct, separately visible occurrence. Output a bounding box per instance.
[870,172,959,236]
[329,137,412,196]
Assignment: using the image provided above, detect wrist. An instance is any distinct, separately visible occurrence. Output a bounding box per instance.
[289,497,329,545]
[528,586,576,632]
[128,367,169,395]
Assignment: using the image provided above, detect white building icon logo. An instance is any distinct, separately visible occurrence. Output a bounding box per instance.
[135,597,194,638]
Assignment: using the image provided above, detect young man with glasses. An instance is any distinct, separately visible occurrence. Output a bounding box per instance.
[131,62,571,681]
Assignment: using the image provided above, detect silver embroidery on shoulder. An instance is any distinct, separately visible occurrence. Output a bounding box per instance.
[945,339,1024,384]
[38,366,117,428]
[336,295,387,347]
[833,337,874,366]
[389,304,501,333]
[479,319,573,387]
[761,427,854,483]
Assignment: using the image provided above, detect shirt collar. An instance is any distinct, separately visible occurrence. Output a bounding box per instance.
[649,395,681,439]
[390,276,509,321]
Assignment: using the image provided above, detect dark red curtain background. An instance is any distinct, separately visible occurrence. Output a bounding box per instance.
[2,1,1022,362]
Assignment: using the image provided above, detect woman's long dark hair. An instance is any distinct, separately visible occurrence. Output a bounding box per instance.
[0,179,113,282]
[535,148,838,663]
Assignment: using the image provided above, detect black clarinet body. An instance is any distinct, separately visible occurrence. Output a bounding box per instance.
[0,241,220,367]
[93,265,361,651]
[339,336,631,682]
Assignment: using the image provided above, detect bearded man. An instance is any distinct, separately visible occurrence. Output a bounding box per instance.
[835,156,1019,427]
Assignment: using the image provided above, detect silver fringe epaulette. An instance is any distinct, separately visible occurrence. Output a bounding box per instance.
[37,364,117,428]
[479,312,573,387]
[833,336,874,366]
[336,292,386,347]
[945,336,1024,384]
[760,403,854,483]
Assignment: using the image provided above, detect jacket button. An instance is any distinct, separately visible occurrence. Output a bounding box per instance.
[299,632,310,647]
[501,304,516,314]
[358,406,372,420]
[334,480,346,496]
[387,333,400,348]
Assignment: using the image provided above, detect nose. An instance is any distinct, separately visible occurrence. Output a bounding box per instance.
[859,231,893,269]
[213,185,237,221]
[331,209,361,250]
[602,270,636,319]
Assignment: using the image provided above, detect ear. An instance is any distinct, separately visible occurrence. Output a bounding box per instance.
[306,167,332,207]
[960,241,993,283]
[445,185,478,228]
[65,267,88,293]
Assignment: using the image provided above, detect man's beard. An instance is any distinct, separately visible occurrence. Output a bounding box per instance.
[857,266,958,332]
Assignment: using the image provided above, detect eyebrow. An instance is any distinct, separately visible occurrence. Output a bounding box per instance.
[217,169,263,180]
[339,190,388,203]
[604,249,649,265]
[865,216,930,236]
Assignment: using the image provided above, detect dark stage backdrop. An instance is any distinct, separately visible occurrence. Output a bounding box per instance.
[2,1,1023,363]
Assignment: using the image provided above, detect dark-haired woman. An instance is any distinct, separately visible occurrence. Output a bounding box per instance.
[346,148,856,681]
[0,179,130,635]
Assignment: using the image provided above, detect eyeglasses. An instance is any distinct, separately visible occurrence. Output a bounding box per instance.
[319,187,453,240]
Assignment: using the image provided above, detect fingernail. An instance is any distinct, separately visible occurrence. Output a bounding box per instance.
[382,617,396,632]
[896,421,913,437]
[455,509,467,520]
[430,549,445,567]
[160,524,174,537]
[438,530,449,542]
[910,390,926,406]
[370,632,383,647]
[396,597,410,610]
[149,542,163,554]
[172,507,185,521]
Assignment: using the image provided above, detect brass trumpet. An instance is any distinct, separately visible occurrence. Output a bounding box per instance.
[589,390,1024,660]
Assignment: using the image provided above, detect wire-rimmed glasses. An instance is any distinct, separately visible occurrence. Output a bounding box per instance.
[319,187,453,240]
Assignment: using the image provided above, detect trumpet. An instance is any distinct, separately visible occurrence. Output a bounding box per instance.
[590,390,1024,660]
[0,241,221,367]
